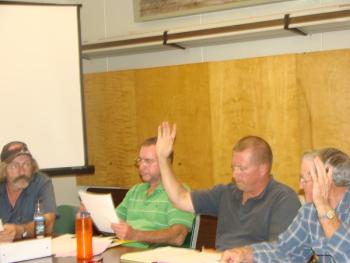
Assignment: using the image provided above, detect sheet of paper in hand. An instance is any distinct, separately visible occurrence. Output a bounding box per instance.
[79,191,119,233]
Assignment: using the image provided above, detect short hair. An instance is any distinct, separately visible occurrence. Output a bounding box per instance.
[302,148,350,186]
[140,136,174,163]
[317,148,344,163]
[325,151,350,186]
[233,136,273,167]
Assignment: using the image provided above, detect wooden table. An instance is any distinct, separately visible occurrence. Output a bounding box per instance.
[25,246,141,263]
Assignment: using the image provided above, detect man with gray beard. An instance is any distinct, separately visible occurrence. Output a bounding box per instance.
[0,141,56,242]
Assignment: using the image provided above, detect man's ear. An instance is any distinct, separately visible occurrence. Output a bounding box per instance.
[259,163,269,176]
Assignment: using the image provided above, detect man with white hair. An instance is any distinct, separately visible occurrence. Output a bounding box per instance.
[221,148,350,262]
[0,141,56,242]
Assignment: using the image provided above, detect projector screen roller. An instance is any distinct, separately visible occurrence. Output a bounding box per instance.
[0,3,90,174]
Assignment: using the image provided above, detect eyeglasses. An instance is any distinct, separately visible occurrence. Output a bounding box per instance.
[299,177,312,184]
[7,161,32,171]
[134,157,157,167]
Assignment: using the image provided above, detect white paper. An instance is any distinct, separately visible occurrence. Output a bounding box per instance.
[52,234,112,257]
[120,246,221,263]
[79,191,119,233]
[0,237,52,262]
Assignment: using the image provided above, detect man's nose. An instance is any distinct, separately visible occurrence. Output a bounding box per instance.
[18,165,26,172]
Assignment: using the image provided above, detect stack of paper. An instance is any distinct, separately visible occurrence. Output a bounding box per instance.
[52,234,112,257]
[120,246,221,263]
[0,237,51,263]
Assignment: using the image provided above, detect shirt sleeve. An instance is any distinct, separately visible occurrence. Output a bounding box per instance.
[268,188,301,241]
[191,184,225,215]
[38,176,57,214]
[252,207,313,263]
[115,187,135,221]
[323,222,350,262]
[167,206,194,230]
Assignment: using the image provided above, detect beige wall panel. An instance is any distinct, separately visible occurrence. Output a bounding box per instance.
[78,49,350,193]
[296,49,350,153]
[208,55,301,190]
[78,71,139,187]
[133,64,213,189]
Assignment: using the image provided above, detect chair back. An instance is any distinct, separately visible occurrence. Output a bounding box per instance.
[195,214,217,250]
[182,214,200,248]
[53,204,78,235]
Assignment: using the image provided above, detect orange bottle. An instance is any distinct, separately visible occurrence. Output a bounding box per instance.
[76,211,93,260]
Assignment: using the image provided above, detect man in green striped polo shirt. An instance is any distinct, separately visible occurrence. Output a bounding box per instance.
[111,137,194,248]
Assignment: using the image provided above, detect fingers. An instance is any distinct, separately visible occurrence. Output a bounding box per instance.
[162,121,171,137]
[171,123,177,141]
[326,166,333,182]
[313,157,332,185]
[158,124,162,138]
[158,121,177,139]
[309,160,317,183]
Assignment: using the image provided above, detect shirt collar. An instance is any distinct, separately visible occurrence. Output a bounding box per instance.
[232,176,275,201]
[251,177,275,200]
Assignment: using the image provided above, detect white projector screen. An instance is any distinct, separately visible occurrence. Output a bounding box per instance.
[0,3,91,175]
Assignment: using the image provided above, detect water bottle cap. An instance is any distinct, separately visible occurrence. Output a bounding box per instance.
[80,211,90,218]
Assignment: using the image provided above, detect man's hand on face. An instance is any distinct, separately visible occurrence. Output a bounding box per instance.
[310,157,333,209]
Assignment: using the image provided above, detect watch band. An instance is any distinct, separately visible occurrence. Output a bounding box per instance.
[319,209,336,220]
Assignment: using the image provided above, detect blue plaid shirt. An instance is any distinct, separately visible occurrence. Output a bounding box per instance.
[252,187,350,262]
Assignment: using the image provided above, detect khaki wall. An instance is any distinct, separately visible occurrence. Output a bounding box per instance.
[78,49,350,192]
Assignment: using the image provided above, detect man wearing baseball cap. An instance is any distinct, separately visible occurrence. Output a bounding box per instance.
[0,141,56,242]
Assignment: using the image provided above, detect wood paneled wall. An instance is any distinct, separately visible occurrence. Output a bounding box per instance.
[77,49,350,192]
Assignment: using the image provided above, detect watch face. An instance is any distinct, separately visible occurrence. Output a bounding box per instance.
[326,209,336,219]
[22,231,28,239]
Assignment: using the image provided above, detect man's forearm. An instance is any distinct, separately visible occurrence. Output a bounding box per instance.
[14,212,55,239]
[133,224,188,246]
[316,204,341,238]
[44,212,56,235]
[158,157,194,212]
[14,222,34,240]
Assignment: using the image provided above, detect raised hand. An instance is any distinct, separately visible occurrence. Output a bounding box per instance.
[156,121,176,161]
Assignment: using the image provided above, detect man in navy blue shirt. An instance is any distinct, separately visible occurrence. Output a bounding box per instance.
[156,122,301,251]
[0,141,56,242]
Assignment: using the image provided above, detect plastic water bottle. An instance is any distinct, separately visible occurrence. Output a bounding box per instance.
[34,199,45,238]
[76,211,93,259]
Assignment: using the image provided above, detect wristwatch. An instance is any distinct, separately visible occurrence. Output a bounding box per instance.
[319,209,336,220]
[21,225,28,239]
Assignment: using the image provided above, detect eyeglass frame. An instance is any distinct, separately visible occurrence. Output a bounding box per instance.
[7,160,33,171]
[134,157,157,167]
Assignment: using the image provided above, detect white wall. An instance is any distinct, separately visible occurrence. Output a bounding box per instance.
[80,0,350,73]
[51,176,83,206]
[18,0,349,204]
